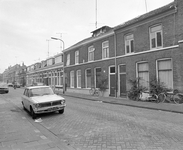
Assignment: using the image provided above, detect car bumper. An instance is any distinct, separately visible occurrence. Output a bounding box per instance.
[0,89,9,93]
[33,104,66,114]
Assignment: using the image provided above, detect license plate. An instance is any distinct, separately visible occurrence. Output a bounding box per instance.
[48,107,58,111]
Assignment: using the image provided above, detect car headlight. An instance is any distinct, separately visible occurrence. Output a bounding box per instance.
[61,100,65,104]
[33,103,40,108]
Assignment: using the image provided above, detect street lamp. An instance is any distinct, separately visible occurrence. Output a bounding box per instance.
[51,37,65,94]
[51,37,65,52]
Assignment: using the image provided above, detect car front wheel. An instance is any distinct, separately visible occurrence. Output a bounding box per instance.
[30,107,36,119]
[58,109,64,114]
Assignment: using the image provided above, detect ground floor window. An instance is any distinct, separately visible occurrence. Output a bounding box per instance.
[85,69,91,88]
[157,59,173,89]
[137,62,149,89]
[77,70,81,88]
[70,71,74,88]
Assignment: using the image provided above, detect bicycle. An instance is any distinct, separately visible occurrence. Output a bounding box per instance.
[139,91,159,103]
[89,87,100,96]
[158,90,183,104]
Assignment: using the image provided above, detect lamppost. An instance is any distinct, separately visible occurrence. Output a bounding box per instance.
[51,37,65,94]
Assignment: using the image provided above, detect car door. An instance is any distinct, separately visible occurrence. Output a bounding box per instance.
[23,89,31,110]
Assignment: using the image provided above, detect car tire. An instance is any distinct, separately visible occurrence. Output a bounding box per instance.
[58,109,64,114]
[30,107,36,119]
[22,102,26,110]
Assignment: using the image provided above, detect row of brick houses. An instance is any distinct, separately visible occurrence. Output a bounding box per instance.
[3,63,27,86]
[63,0,183,97]
[3,0,183,98]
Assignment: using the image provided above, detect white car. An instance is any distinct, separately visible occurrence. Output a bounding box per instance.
[21,86,66,119]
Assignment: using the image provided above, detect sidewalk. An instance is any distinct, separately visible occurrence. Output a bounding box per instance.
[56,90,183,114]
[0,95,75,150]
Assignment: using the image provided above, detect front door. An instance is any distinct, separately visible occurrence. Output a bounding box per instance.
[109,66,116,97]
[119,65,126,97]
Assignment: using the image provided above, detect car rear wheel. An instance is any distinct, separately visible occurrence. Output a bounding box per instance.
[58,109,64,114]
[30,107,36,119]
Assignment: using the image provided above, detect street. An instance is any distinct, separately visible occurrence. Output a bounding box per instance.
[1,88,183,150]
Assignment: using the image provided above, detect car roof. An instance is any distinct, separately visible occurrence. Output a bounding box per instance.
[25,86,50,89]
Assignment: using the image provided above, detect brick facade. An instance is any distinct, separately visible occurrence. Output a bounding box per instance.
[63,0,183,97]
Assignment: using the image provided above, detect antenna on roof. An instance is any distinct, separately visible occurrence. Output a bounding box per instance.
[145,0,148,13]
[95,0,97,29]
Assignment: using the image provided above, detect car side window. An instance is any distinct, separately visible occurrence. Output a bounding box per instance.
[23,89,26,95]
[25,89,29,97]
[29,89,33,97]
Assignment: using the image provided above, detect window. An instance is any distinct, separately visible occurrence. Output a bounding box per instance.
[55,56,62,64]
[125,34,134,54]
[77,70,81,88]
[85,69,91,88]
[150,25,163,49]
[66,54,70,66]
[137,62,149,89]
[70,71,74,88]
[157,59,173,89]
[88,46,94,61]
[75,51,79,64]
[102,41,109,59]
[95,68,102,88]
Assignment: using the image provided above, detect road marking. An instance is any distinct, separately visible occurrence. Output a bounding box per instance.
[34,129,41,133]
[40,135,47,139]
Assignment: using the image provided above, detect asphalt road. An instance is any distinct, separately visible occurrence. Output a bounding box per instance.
[2,87,183,150]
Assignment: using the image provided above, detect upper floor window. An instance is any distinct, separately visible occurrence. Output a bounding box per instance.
[88,46,94,62]
[75,51,79,64]
[55,55,62,64]
[102,41,109,59]
[150,25,163,49]
[66,54,70,66]
[125,34,134,54]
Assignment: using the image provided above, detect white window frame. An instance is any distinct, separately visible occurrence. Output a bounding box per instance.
[156,58,173,89]
[88,46,95,62]
[70,71,74,88]
[125,34,134,54]
[76,70,81,88]
[102,41,109,59]
[136,61,149,89]
[149,24,163,49]
[75,51,79,64]
[66,54,70,66]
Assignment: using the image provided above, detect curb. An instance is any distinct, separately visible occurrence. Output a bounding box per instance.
[58,92,183,114]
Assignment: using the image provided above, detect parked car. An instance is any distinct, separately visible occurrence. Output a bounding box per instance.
[16,83,21,88]
[0,83,9,94]
[7,83,13,87]
[21,85,66,119]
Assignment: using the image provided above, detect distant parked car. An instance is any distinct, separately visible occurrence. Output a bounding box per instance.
[16,83,21,88]
[21,85,66,119]
[7,83,13,87]
[0,83,9,94]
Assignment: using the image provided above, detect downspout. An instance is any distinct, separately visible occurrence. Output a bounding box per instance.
[173,5,178,45]
[114,32,118,98]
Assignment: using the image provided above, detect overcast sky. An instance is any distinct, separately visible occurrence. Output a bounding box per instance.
[0,0,173,73]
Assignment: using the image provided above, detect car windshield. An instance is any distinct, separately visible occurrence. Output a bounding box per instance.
[30,87,54,96]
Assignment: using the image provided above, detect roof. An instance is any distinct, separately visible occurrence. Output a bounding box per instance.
[114,1,175,30]
[63,28,114,52]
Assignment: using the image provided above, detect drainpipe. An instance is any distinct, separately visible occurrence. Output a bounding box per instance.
[114,32,118,98]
